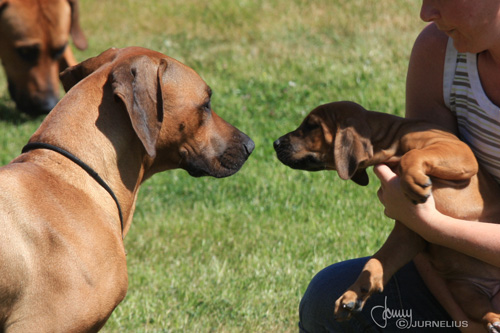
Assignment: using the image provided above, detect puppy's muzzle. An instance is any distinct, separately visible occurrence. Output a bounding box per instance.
[273,136,324,171]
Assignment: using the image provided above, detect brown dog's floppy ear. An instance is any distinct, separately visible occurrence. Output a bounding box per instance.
[60,48,119,91]
[111,56,167,157]
[67,0,87,50]
[334,119,373,186]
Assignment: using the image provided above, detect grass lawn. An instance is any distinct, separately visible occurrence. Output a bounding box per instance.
[0,1,426,331]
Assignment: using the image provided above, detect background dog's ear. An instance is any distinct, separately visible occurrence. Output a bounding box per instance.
[111,56,167,158]
[60,48,119,91]
[333,119,373,186]
[67,0,87,50]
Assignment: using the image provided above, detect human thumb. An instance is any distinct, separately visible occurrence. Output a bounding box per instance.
[373,164,398,184]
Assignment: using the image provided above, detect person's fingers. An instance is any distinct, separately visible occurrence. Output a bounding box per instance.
[373,164,398,184]
[374,164,400,206]
[377,186,384,203]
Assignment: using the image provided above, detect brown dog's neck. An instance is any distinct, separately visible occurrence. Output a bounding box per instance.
[22,142,125,235]
[27,77,147,235]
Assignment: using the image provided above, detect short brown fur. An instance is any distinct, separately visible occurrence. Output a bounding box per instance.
[0,47,253,332]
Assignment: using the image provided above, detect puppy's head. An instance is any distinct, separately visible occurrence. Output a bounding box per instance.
[274,101,373,186]
[0,0,87,115]
[60,47,254,179]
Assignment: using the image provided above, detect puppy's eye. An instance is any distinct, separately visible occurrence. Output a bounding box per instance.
[51,44,67,60]
[16,45,40,63]
[303,121,320,131]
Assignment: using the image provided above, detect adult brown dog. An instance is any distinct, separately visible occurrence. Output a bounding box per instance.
[0,47,254,332]
[0,0,87,115]
[274,101,500,332]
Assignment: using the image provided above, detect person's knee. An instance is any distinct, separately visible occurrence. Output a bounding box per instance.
[299,258,369,332]
[299,284,330,332]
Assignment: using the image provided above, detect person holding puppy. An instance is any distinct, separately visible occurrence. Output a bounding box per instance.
[300,1,500,332]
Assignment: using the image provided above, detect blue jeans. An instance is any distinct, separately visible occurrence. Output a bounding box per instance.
[299,258,463,332]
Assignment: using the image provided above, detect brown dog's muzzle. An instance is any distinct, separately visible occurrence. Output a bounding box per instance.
[182,129,254,178]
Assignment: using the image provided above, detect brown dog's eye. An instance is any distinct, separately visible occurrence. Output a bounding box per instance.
[202,101,211,112]
[16,45,40,63]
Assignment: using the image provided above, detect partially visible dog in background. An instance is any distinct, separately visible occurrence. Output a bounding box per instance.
[0,0,87,116]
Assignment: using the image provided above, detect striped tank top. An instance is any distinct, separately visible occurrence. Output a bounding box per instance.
[443,38,500,183]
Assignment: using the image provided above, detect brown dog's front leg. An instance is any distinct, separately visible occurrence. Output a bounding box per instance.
[334,221,426,320]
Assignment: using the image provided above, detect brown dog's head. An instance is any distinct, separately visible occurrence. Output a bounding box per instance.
[274,101,373,185]
[0,0,87,116]
[60,47,254,179]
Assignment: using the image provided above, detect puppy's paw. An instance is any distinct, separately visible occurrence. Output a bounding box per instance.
[334,278,384,321]
[334,290,364,321]
[400,170,432,204]
[484,313,500,333]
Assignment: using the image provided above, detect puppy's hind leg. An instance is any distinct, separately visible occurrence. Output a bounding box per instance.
[448,279,500,333]
[334,221,425,320]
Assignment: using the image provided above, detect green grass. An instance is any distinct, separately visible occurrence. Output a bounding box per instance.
[0,1,426,331]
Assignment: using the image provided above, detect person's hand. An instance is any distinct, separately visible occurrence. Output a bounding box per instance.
[373,164,439,235]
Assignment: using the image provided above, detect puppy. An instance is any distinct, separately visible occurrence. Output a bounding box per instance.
[274,101,500,332]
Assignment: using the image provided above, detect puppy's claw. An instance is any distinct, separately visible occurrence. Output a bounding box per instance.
[342,301,355,311]
[342,299,364,312]
[488,322,500,333]
[420,194,430,203]
[422,179,432,188]
[410,193,430,205]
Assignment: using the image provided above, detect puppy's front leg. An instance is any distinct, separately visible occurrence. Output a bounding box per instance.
[334,222,425,320]
[399,139,478,204]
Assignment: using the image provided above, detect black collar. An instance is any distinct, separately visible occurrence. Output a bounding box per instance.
[22,142,124,236]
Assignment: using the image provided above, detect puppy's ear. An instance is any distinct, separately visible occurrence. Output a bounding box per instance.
[111,56,167,158]
[60,47,119,91]
[67,0,87,50]
[333,119,373,186]
[351,169,369,186]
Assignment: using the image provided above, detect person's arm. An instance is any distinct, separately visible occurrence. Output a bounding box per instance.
[405,23,457,132]
[402,21,500,270]
[382,23,500,331]
[374,164,500,268]
[374,164,488,332]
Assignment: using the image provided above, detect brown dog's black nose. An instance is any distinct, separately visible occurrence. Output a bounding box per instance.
[244,138,255,156]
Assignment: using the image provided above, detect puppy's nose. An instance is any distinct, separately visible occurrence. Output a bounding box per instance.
[273,138,281,150]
